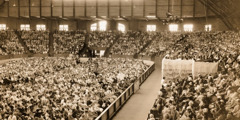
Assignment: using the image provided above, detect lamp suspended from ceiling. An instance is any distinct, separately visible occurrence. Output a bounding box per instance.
[162,0,183,25]
[162,13,183,25]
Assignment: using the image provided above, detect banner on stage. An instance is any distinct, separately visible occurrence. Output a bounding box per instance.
[162,58,194,80]
[193,62,218,77]
[162,57,219,80]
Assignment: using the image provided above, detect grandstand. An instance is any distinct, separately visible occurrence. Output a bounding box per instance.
[0,0,240,120]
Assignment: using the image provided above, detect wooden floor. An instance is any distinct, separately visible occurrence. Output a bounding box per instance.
[113,57,162,120]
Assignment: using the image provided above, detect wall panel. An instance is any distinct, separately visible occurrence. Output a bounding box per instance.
[145,6,155,16]
[157,6,168,18]
[133,0,143,5]
[52,0,62,7]
[64,7,73,16]
[31,7,40,16]
[170,5,181,16]
[41,7,51,16]
[41,0,51,7]
[64,0,73,6]
[86,7,96,16]
[0,3,8,17]
[75,7,85,16]
[20,7,29,17]
[98,7,107,16]
[75,0,85,6]
[182,6,193,17]
[30,0,40,17]
[121,6,131,16]
[52,7,62,16]
[86,0,96,16]
[20,0,29,17]
[121,0,132,16]
[109,0,119,6]
[9,7,18,17]
[133,6,143,16]
[109,7,119,16]
[158,0,169,5]
[182,0,194,5]
[169,0,181,5]
[195,0,205,17]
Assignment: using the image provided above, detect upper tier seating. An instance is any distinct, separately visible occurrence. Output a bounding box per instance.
[0,30,25,55]
[53,31,85,54]
[21,30,49,54]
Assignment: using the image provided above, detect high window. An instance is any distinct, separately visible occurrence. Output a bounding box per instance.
[0,24,7,30]
[99,21,107,31]
[147,25,156,32]
[59,25,69,31]
[205,24,212,31]
[20,24,30,31]
[184,24,193,32]
[90,21,107,31]
[169,24,178,32]
[90,23,97,31]
[118,23,126,33]
[36,24,46,31]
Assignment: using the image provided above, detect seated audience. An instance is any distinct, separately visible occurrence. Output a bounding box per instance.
[53,30,85,54]
[0,57,150,119]
[0,30,25,55]
[21,30,49,54]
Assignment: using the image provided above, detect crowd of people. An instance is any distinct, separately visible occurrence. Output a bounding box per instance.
[0,57,150,120]
[0,48,7,56]
[21,30,49,54]
[148,31,240,120]
[0,30,25,55]
[164,31,240,62]
[140,32,182,56]
[88,31,118,48]
[110,31,153,55]
[53,31,85,54]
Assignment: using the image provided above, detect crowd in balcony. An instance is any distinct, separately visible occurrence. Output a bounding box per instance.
[21,30,49,54]
[140,32,182,56]
[53,31,85,54]
[110,31,152,55]
[0,49,7,56]
[164,31,240,62]
[148,31,240,120]
[88,31,118,48]
[0,57,149,120]
[0,30,25,55]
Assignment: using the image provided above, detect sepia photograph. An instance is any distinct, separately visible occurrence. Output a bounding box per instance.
[0,0,240,120]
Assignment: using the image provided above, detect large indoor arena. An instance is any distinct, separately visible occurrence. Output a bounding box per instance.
[0,0,240,120]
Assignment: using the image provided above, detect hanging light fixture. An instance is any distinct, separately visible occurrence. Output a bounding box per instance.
[13,0,16,7]
[162,0,183,25]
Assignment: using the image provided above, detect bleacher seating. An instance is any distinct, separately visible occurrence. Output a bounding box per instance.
[21,30,49,54]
